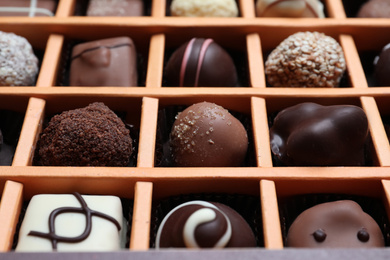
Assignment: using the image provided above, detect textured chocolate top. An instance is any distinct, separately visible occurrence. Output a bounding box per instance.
[270,102,368,166]
[287,200,385,248]
[70,37,138,87]
[35,102,132,166]
[170,102,248,167]
[165,38,238,87]
[357,0,390,18]
[87,0,144,16]
[374,43,390,86]
[0,0,56,17]
[156,201,256,248]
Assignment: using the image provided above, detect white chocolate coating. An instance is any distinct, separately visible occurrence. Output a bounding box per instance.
[15,194,126,252]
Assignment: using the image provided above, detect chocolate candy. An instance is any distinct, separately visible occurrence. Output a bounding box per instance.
[165,38,238,87]
[87,0,144,16]
[170,102,248,167]
[270,102,368,166]
[156,201,256,248]
[265,32,346,88]
[287,200,385,248]
[0,31,38,86]
[170,0,238,17]
[70,37,138,87]
[256,0,325,18]
[357,0,390,18]
[0,0,56,16]
[374,43,390,86]
[35,102,132,167]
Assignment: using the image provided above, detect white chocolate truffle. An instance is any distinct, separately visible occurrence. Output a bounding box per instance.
[0,31,38,86]
[15,193,126,252]
[256,0,325,18]
[171,0,238,17]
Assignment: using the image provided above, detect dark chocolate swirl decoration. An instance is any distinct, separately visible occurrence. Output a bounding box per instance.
[28,192,121,250]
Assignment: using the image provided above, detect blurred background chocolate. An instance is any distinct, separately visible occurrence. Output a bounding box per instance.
[374,43,390,86]
[256,0,325,18]
[70,37,138,86]
[357,0,390,18]
[170,0,238,17]
[270,102,369,166]
[165,38,238,87]
[0,0,57,16]
[87,0,144,16]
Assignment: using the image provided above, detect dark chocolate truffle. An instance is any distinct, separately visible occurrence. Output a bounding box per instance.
[0,0,56,16]
[0,31,38,86]
[156,201,256,248]
[287,200,385,248]
[357,0,390,18]
[35,102,132,166]
[270,102,368,166]
[170,102,248,167]
[265,32,346,88]
[165,38,238,87]
[256,0,325,18]
[70,37,138,87]
[87,0,144,16]
[374,43,390,86]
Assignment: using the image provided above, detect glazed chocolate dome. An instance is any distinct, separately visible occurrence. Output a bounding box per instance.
[165,38,238,87]
[35,102,132,166]
[156,201,256,248]
[170,102,248,167]
[374,43,390,86]
[287,200,385,248]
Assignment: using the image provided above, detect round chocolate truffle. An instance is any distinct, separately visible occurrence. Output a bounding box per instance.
[374,43,390,86]
[287,200,385,248]
[170,0,238,17]
[0,31,38,86]
[357,0,390,18]
[170,102,248,167]
[265,31,346,88]
[165,38,238,87]
[270,102,368,166]
[256,0,325,18]
[156,201,256,248]
[35,102,132,166]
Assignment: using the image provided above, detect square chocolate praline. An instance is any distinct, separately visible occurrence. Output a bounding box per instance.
[87,0,144,16]
[69,37,138,87]
[0,0,57,17]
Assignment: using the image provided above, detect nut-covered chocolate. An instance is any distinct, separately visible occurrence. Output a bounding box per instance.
[165,38,238,87]
[256,0,325,18]
[287,200,385,248]
[270,102,368,166]
[170,102,248,167]
[35,102,132,167]
[374,43,390,86]
[357,0,390,18]
[265,31,346,88]
[156,201,256,248]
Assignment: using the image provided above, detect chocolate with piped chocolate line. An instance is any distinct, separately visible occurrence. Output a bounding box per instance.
[270,102,368,166]
[165,38,238,87]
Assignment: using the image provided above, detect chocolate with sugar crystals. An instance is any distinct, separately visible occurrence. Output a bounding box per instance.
[165,38,238,87]
[287,200,385,248]
[70,37,138,87]
[156,201,256,248]
[87,0,144,16]
[270,102,368,166]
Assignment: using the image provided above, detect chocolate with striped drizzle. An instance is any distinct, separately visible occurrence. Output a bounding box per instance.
[28,192,121,250]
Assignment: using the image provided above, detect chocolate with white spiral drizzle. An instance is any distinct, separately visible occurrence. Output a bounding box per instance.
[156,201,256,248]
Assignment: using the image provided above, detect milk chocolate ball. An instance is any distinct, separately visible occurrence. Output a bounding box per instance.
[165,38,238,87]
[357,0,390,18]
[170,102,248,167]
[156,201,256,248]
[287,200,385,248]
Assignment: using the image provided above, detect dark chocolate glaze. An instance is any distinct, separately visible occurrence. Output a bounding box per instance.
[270,102,368,166]
[170,102,248,167]
[156,201,256,248]
[287,200,385,248]
[28,192,121,250]
[165,38,238,87]
[374,44,390,86]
